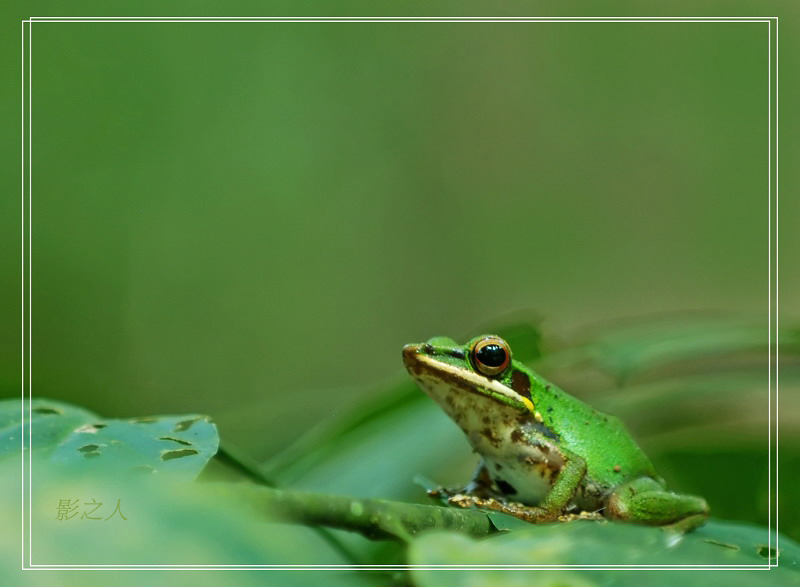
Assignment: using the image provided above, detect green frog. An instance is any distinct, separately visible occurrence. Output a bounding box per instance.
[403,334,709,532]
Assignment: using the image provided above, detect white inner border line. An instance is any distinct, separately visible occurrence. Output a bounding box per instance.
[26,16,33,572]
[768,18,772,568]
[775,15,780,563]
[20,15,779,571]
[20,17,26,573]
[27,15,781,19]
[24,18,773,23]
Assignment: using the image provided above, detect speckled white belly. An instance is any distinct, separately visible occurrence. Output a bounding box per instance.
[416,371,564,505]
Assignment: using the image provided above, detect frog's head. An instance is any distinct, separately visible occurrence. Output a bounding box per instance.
[402,335,536,425]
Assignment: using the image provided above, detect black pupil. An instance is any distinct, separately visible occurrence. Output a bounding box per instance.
[476,344,507,368]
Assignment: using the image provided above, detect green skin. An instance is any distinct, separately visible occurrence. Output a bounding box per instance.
[403,335,709,533]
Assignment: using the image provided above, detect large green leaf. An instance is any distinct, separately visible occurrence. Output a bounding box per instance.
[272,397,470,500]
[3,460,362,582]
[1,399,219,480]
[409,520,800,586]
[540,315,795,384]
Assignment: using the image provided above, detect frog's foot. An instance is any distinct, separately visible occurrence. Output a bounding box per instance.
[557,510,606,523]
[447,494,558,523]
[606,477,709,533]
[444,494,602,524]
[427,485,494,508]
[426,486,457,502]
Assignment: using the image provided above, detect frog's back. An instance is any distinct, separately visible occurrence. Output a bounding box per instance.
[528,371,657,487]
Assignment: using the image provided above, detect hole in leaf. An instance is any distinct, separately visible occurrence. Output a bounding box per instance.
[78,444,101,458]
[32,407,62,415]
[133,465,157,475]
[132,417,157,424]
[158,436,192,446]
[173,419,200,432]
[75,423,107,434]
[161,449,198,461]
[757,545,778,559]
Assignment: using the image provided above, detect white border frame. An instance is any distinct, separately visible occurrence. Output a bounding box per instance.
[20,15,780,572]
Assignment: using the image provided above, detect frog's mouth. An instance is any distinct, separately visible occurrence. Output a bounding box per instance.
[402,344,534,414]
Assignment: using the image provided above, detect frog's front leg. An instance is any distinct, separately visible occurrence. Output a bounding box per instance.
[606,477,709,532]
[527,449,588,521]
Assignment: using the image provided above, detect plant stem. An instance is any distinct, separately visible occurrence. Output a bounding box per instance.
[210,482,496,541]
[215,443,364,564]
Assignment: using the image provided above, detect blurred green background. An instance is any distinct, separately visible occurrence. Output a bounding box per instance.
[2,1,798,563]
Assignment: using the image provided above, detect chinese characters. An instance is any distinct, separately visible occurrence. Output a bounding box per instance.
[56,498,127,521]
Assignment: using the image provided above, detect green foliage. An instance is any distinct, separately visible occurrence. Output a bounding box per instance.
[545,315,794,383]
[4,10,794,581]
[1,460,361,584]
[254,315,797,571]
[409,520,798,585]
[1,398,219,480]
[6,314,796,579]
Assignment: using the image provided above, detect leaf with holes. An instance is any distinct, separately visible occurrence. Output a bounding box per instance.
[0,398,99,460]
[0,399,218,480]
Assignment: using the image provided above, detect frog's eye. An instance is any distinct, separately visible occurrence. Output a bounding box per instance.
[471,336,511,377]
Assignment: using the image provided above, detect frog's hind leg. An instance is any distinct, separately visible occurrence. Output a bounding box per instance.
[606,477,709,533]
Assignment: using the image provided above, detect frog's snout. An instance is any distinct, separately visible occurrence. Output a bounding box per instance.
[402,343,424,376]
[402,343,421,363]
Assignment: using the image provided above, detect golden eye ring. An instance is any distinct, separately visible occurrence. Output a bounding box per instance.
[471,336,512,377]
